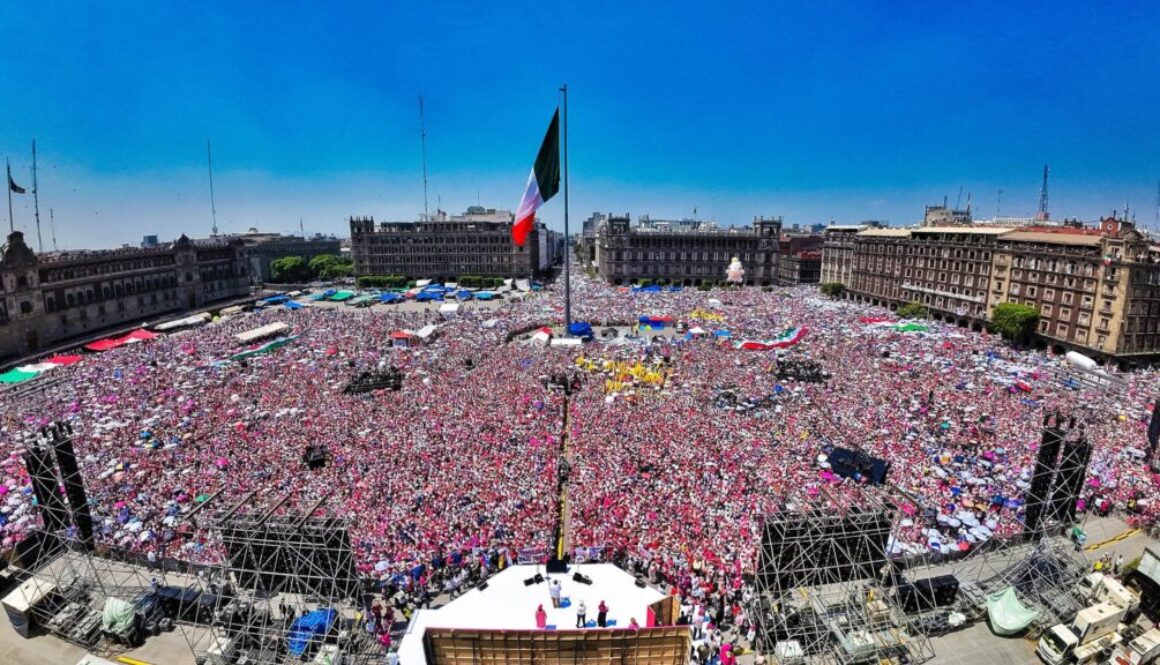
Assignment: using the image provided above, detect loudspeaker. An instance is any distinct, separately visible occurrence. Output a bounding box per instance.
[1025,427,1063,533]
[303,446,326,470]
[524,577,537,587]
[572,572,592,585]
[478,582,488,591]
[546,558,568,574]
[534,573,544,585]
[897,575,959,613]
[24,446,68,533]
[1050,439,1092,524]
[634,579,647,588]
[52,435,94,548]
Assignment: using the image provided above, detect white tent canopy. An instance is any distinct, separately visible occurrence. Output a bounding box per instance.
[235,322,289,344]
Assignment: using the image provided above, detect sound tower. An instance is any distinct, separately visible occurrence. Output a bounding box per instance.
[1050,438,1092,525]
[51,430,95,548]
[23,446,69,533]
[757,508,892,592]
[1149,401,1160,459]
[1024,422,1062,534]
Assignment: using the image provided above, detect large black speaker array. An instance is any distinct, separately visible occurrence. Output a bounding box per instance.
[896,575,960,614]
[827,447,891,486]
[756,509,892,591]
[1024,424,1062,533]
[1051,440,1092,525]
[1148,400,1160,459]
[51,430,94,547]
[221,516,359,598]
[24,445,69,533]
[1024,413,1090,535]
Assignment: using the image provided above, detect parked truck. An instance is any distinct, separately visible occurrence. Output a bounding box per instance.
[1076,573,1141,621]
[1037,602,1126,664]
[1107,627,1160,665]
[1127,547,1160,619]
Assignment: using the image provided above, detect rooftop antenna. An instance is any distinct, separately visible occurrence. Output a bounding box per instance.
[966,191,972,215]
[955,186,963,210]
[419,95,430,221]
[997,189,1003,218]
[32,140,43,252]
[207,140,219,236]
[1036,164,1050,221]
[299,217,304,236]
[49,207,57,251]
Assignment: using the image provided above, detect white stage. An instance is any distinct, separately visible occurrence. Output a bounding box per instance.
[398,563,668,664]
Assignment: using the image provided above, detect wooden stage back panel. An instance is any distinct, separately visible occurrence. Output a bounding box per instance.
[424,626,691,665]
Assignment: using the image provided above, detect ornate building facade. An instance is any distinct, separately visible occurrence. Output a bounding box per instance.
[844,219,1160,361]
[349,207,550,280]
[594,216,781,286]
[0,231,251,360]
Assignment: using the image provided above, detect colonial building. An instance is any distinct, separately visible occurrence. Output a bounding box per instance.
[594,215,781,286]
[0,231,251,360]
[844,218,1160,361]
[349,207,550,280]
[820,225,867,285]
[778,250,822,285]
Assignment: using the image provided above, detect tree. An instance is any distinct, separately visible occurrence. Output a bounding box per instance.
[819,282,846,299]
[270,256,310,283]
[897,301,928,319]
[308,254,353,281]
[991,302,1040,344]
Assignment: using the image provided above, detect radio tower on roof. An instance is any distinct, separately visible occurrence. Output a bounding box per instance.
[1035,164,1050,222]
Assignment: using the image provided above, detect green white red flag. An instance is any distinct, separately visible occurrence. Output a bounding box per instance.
[512,109,560,246]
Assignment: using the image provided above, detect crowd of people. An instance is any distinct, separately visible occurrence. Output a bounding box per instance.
[0,273,1157,618]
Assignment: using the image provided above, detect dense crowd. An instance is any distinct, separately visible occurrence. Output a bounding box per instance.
[1,274,1157,611]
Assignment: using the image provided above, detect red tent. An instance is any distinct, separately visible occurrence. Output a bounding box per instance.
[83,328,161,352]
[84,337,125,352]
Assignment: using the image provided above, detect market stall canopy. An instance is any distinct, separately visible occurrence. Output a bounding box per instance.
[235,322,289,344]
[84,328,159,352]
[153,312,211,331]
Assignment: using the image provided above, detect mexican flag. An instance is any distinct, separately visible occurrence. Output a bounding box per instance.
[512,109,561,246]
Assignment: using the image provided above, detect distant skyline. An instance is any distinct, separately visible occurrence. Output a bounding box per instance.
[1,2,1158,250]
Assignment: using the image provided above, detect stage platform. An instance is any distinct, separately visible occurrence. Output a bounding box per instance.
[398,563,677,664]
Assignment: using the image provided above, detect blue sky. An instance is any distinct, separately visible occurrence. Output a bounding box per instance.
[1,1,1158,249]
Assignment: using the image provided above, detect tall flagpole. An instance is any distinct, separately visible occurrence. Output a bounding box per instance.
[560,84,571,328]
[6,159,14,233]
[32,140,43,253]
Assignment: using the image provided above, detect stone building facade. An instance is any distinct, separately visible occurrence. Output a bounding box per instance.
[349,208,546,280]
[777,234,824,285]
[594,216,781,286]
[844,219,1160,361]
[0,231,251,361]
[820,225,867,285]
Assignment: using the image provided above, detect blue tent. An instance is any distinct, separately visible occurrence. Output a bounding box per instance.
[379,292,403,303]
[416,292,443,302]
[632,285,662,293]
[455,290,474,301]
[668,286,684,292]
[262,295,290,305]
[287,608,337,657]
[568,322,594,339]
[284,301,304,310]
[475,291,497,300]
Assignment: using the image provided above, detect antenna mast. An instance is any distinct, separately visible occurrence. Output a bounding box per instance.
[207,140,219,236]
[32,140,43,252]
[50,208,57,251]
[997,189,1003,218]
[1036,164,1050,221]
[419,96,430,221]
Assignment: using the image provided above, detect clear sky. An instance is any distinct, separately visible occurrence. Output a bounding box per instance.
[1,1,1158,249]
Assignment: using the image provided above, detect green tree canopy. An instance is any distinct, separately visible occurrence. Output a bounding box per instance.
[271,256,310,283]
[991,302,1040,344]
[308,254,353,280]
[897,301,928,319]
[820,282,846,298]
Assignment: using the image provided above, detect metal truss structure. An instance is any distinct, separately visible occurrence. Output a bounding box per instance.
[3,419,384,665]
[749,484,936,665]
